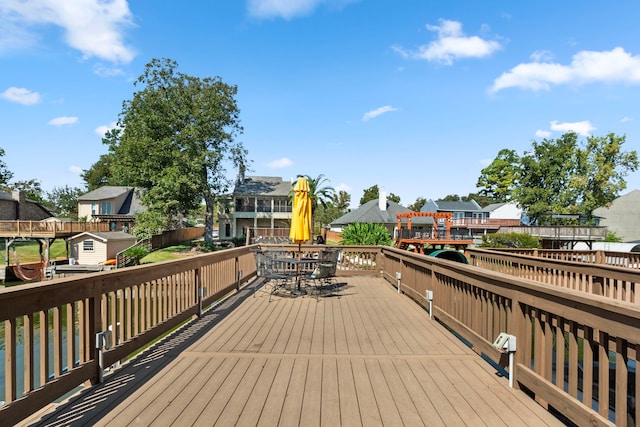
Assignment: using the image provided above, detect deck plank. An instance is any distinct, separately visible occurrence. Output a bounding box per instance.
[25,276,565,427]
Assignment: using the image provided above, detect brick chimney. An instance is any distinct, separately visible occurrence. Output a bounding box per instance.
[12,191,25,219]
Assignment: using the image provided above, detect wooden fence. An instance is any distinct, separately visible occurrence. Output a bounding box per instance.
[382,246,638,426]
[486,247,640,269]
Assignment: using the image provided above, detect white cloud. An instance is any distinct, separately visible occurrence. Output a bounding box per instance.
[491,47,640,93]
[393,19,501,65]
[68,165,83,174]
[1,87,41,105]
[94,122,118,137]
[362,105,398,121]
[268,157,293,168]
[247,0,355,20]
[93,63,126,77]
[620,116,632,123]
[535,130,552,138]
[48,116,78,126]
[335,183,351,193]
[0,0,136,63]
[550,120,595,137]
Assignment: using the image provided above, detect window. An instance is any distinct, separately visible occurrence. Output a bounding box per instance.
[101,202,112,215]
[91,202,97,216]
[83,240,94,252]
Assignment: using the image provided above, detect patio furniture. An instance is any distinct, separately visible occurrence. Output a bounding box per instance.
[253,250,295,301]
[307,248,342,299]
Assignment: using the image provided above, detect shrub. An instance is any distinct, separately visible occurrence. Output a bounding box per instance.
[479,232,541,248]
[340,223,393,246]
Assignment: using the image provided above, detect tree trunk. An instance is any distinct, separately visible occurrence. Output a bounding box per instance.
[204,192,216,242]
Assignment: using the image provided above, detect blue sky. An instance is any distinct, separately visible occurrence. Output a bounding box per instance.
[2,0,640,208]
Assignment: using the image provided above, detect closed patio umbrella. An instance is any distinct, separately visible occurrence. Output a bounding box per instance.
[289,177,312,293]
[289,177,312,245]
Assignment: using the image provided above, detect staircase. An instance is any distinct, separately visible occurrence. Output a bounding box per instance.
[115,238,151,269]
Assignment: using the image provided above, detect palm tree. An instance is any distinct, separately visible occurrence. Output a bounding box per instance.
[293,174,335,242]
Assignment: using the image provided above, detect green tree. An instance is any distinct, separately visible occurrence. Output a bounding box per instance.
[82,153,117,191]
[316,190,351,228]
[0,147,13,187]
[514,132,637,224]
[8,179,45,204]
[46,185,83,218]
[408,197,426,212]
[340,223,392,246]
[573,133,638,221]
[359,185,400,205]
[476,149,520,202]
[103,58,247,242]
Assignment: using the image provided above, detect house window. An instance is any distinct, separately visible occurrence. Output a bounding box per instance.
[83,240,94,252]
[225,223,231,237]
[91,202,97,216]
[101,202,112,214]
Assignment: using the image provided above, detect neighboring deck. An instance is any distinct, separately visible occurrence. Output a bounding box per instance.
[0,220,110,239]
[22,276,562,427]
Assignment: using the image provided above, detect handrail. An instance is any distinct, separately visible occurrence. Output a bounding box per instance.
[467,247,640,304]
[0,244,380,425]
[381,246,639,426]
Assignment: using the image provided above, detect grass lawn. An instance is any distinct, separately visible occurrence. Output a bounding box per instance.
[1,239,68,264]
[140,244,194,263]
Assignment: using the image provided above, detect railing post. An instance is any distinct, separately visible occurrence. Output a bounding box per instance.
[195,267,203,317]
[89,279,103,385]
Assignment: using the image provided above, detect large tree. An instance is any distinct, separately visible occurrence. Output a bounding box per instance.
[103,58,247,241]
[476,148,520,202]
[503,132,637,225]
[82,153,117,191]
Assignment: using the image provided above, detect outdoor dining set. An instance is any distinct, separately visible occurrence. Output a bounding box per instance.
[253,246,342,300]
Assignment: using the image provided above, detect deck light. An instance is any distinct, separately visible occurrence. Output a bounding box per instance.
[395,272,401,293]
[492,333,517,388]
[425,290,433,319]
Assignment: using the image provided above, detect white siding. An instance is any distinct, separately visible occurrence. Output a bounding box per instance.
[489,203,522,219]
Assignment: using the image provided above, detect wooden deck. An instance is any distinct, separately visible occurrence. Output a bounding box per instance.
[21,276,563,427]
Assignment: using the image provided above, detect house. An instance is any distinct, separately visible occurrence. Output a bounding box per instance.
[68,231,137,265]
[218,174,293,240]
[77,186,145,232]
[0,190,53,220]
[593,189,640,242]
[329,190,431,237]
[420,199,521,243]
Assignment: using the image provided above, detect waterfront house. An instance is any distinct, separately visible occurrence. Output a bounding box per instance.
[593,189,640,242]
[77,186,145,232]
[218,173,293,241]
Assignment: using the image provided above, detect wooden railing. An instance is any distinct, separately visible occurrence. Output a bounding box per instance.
[487,247,640,269]
[381,246,638,426]
[467,248,640,304]
[0,244,380,425]
[0,221,110,237]
[498,225,608,240]
[450,218,521,227]
[4,244,638,426]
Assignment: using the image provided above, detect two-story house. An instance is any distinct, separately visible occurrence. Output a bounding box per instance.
[77,186,145,233]
[218,175,293,240]
[421,199,521,242]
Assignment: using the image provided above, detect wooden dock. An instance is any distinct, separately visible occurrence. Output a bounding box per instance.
[21,276,563,427]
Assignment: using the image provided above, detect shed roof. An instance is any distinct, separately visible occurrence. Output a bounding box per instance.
[68,231,137,243]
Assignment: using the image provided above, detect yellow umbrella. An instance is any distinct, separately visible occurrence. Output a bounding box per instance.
[289,177,312,244]
[289,177,312,294]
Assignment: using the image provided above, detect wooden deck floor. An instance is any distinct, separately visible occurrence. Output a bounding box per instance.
[22,276,564,427]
